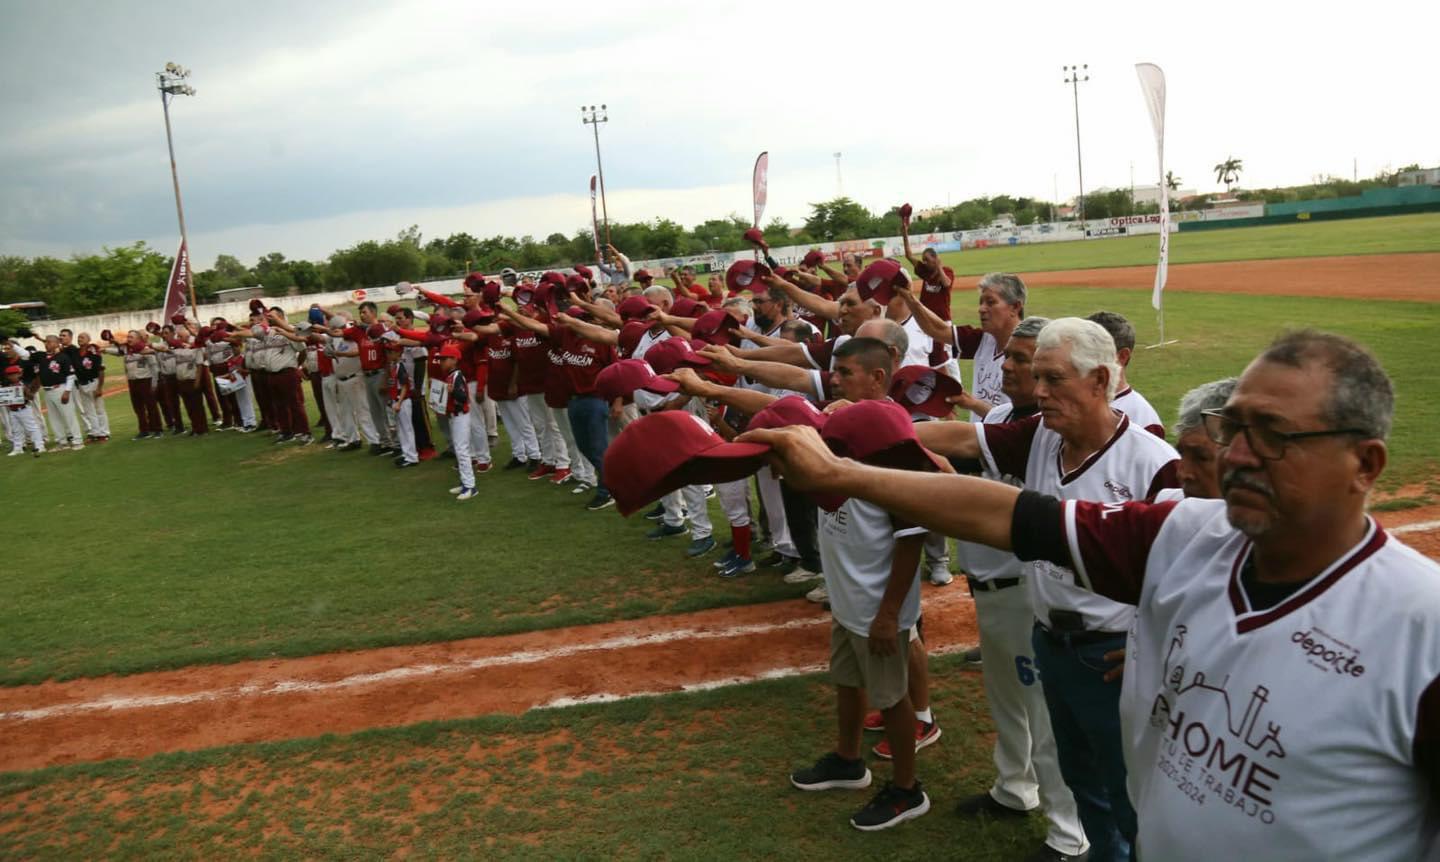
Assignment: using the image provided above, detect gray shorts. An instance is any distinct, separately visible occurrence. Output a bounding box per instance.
[829,621,911,710]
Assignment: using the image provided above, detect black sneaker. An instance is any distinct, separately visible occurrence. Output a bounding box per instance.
[585,493,615,511]
[1025,844,1090,862]
[850,780,930,831]
[961,646,983,668]
[759,552,787,568]
[790,752,872,791]
[505,457,528,471]
[341,441,363,451]
[369,443,386,455]
[274,433,292,444]
[395,460,418,469]
[643,504,665,521]
[954,791,1031,820]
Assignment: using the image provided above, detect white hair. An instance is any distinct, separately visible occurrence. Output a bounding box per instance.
[722,296,752,317]
[642,285,673,305]
[1035,317,1120,399]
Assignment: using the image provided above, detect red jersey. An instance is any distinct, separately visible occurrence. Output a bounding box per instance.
[560,328,615,396]
[344,326,385,371]
[486,329,517,401]
[544,343,572,409]
[512,327,549,396]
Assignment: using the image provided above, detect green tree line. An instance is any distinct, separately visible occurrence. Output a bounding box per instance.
[1,166,1422,318]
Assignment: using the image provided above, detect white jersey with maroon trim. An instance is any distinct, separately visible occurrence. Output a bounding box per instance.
[951,326,1008,421]
[897,315,934,369]
[1060,498,1440,861]
[955,401,1026,582]
[1112,386,1165,439]
[633,327,670,361]
[979,412,1179,632]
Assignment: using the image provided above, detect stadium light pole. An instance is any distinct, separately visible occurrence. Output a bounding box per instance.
[1062,64,1089,226]
[157,61,198,311]
[833,152,844,198]
[581,105,611,249]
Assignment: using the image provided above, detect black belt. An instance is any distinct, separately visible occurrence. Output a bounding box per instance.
[42,383,66,390]
[337,373,356,382]
[1034,622,1126,647]
[967,576,1021,593]
[363,369,382,376]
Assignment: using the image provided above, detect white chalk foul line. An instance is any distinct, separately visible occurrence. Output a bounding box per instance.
[531,641,977,711]
[0,616,830,724]
[1391,519,1440,536]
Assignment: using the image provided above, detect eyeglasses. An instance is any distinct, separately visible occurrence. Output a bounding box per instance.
[1200,409,1366,461]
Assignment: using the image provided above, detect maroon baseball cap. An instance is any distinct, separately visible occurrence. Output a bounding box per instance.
[100,329,114,341]
[513,284,536,306]
[248,299,266,314]
[617,295,656,321]
[617,320,648,358]
[573,264,593,280]
[462,308,495,327]
[145,321,161,335]
[438,344,462,360]
[595,358,680,405]
[856,260,909,305]
[643,337,712,375]
[692,309,740,346]
[3,365,20,375]
[802,249,825,267]
[481,282,503,307]
[748,395,827,432]
[725,260,768,295]
[540,271,566,286]
[386,304,405,317]
[366,323,386,339]
[170,313,187,324]
[814,399,946,510]
[743,227,768,249]
[670,296,702,318]
[565,305,592,322]
[899,202,913,221]
[890,365,965,418]
[463,271,485,289]
[634,269,655,283]
[604,411,772,516]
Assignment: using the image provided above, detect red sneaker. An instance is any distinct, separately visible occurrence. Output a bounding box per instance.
[418,447,438,462]
[549,468,573,485]
[474,461,492,474]
[872,721,942,760]
[528,463,556,480]
[863,711,885,732]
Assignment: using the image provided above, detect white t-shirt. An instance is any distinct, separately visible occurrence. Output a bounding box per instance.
[979,412,1179,631]
[1113,386,1165,438]
[897,315,935,369]
[950,325,1008,421]
[633,327,670,361]
[819,498,927,636]
[1055,497,1440,861]
[954,401,1029,582]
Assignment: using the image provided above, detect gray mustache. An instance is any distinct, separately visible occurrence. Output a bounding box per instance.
[1222,469,1273,499]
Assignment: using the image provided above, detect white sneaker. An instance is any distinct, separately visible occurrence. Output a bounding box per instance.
[6,450,20,457]
[456,487,477,501]
[783,566,824,584]
[449,485,465,495]
[71,443,85,451]
[929,568,954,586]
[805,584,828,603]
[572,483,592,495]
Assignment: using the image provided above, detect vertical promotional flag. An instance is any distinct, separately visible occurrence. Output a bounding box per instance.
[752,151,769,228]
[1135,63,1168,313]
[162,239,191,322]
[589,175,601,259]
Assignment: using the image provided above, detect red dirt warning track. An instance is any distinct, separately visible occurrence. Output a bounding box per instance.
[0,587,977,772]
[1020,252,1440,301]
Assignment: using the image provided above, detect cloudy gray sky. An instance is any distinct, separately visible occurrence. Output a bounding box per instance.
[2,0,1434,267]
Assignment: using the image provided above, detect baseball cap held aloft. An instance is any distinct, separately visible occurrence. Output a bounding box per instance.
[855,260,910,306]
[890,365,965,418]
[617,295,656,321]
[742,227,768,250]
[633,269,654,283]
[748,394,827,432]
[595,358,679,405]
[813,399,947,510]
[642,336,711,375]
[604,411,772,516]
[691,309,741,346]
[617,321,649,359]
[802,249,826,268]
[725,259,769,295]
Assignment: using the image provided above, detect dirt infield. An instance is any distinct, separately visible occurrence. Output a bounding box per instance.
[0,586,977,772]
[1022,252,1440,301]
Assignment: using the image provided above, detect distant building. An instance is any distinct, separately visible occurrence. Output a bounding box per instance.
[990,213,1016,229]
[1132,183,1196,205]
[215,286,266,302]
[1397,167,1440,186]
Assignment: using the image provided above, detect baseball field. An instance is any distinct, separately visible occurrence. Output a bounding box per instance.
[3,213,1438,859]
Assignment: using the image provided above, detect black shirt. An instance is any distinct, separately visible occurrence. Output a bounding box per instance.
[73,349,103,384]
[33,351,75,388]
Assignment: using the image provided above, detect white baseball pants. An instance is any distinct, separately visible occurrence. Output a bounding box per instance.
[557,409,595,485]
[715,479,750,528]
[755,470,796,557]
[466,383,491,465]
[495,398,541,461]
[75,381,110,437]
[395,398,418,464]
[448,412,474,490]
[6,405,45,453]
[42,387,83,445]
[336,375,378,445]
[323,376,354,442]
[524,393,564,466]
[974,583,1088,857]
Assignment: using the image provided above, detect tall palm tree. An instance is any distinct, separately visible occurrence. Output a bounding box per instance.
[1165,170,1181,191]
[1213,157,1243,193]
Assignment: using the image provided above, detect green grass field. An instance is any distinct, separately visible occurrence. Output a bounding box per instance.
[3,216,1439,859]
[930,212,1440,275]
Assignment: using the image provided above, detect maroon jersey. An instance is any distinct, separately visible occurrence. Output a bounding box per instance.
[544,344,572,409]
[919,266,955,321]
[513,328,549,396]
[486,330,517,401]
[560,328,614,396]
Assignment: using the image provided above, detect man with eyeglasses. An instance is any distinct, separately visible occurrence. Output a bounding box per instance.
[741,329,1439,862]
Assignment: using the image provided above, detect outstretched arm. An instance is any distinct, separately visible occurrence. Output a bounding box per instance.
[666,368,778,416]
[560,314,619,346]
[896,285,952,343]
